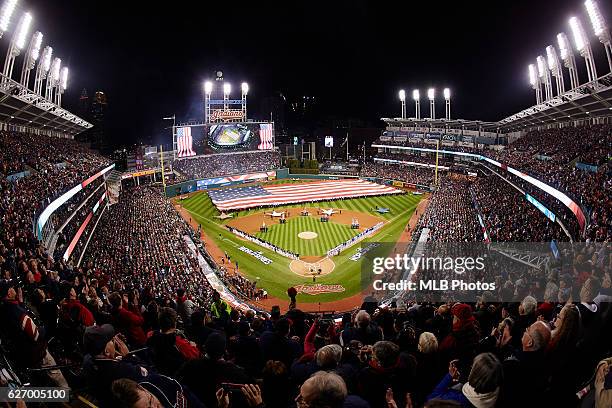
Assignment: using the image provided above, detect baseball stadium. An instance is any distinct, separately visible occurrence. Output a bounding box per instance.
[0,0,611,407]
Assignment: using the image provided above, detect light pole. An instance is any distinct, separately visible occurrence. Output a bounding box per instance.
[412,89,420,119]
[585,0,612,73]
[529,64,542,105]
[537,55,553,101]
[2,11,32,82]
[398,89,406,119]
[546,45,565,95]
[223,82,231,110]
[45,57,60,101]
[557,32,580,89]
[241,82,249,120]
[427,88,435,120]
[569,16,598,82]
[33,45,51,95]
[56,66,67,107]
[443,88,451,120]
[19,31,42,88]
[204,81,212,123]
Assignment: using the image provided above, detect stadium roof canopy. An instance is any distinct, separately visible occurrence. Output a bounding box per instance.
[0,73,92,136]
[383,73,612,134]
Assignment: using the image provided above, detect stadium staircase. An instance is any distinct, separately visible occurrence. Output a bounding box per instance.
[105,170,122,205]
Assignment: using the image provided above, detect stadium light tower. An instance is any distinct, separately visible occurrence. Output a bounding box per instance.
[569,16,598,82]
[546,45,565,95]
[537,55,553,101]
[55,66,67,106]
[45,57,60,101]
[412,89,420,119]
[398,89,406,119]
[529,63,542,104]
[427,88,435,120]
[19,30,42,88]
[223,82,231,110]
[241,82,248,120]
[0,0,18,39]
[2,11,32,81]
[443,88,451,120]
[585,0,612,72]
[204,80,213,123]
[33,45,51,95]
[557,32,580,89]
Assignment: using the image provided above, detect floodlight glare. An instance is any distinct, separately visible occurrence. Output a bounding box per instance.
[443,88,450,100]
[585,0,606,36]
[569,17,587,52]
[30,31,42,62]
[60,66,68,90]
[528,64,537,86]
[546,45,557,70]
[241,82,249,94]
[557,33,571,60]
[427,88,435,100]
[14,12,32,50]
[223,82,231,95]
[412,89,419,101]
[204,81,213,94]
[536,55,546,77]
[398,89,406,101]
[41,46,52,72]
[50,57,61,83]
[0,0,18,33]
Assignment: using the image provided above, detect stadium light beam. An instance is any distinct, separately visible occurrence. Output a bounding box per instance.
[204,81,213,94]
[241,82,249,94]
[585,0,612,72]
[19,30,42,87]
[569,16,598,82]
[557,32,580,89]
[427,88,435,120]
[0,0,18,37]
[546,45,565,95]
[2,11,32,80]
[412,89,420,119]
[443,88,450,120]
[398,89,406,119]
[528,64,542,104]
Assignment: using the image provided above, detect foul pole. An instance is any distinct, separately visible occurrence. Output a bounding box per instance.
[160,145,166,196]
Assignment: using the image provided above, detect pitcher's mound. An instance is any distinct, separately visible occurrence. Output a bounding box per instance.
[298,231,318,239]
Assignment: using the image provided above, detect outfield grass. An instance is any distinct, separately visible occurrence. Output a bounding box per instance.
[179,188,421,303]
[255,217,358,257]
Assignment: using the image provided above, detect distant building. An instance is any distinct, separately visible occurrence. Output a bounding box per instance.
[90,91,108,152]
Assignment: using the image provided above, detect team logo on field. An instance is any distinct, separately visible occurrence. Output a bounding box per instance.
[294,284,346,295]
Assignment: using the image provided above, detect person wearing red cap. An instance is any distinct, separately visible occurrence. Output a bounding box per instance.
[439,303,480,364]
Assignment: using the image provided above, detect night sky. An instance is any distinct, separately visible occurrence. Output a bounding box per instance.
[23,0,612,146]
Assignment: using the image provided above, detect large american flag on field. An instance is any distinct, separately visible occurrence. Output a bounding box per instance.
[208,179,401,211]
[257,123,273,150]
[177,126,196,158]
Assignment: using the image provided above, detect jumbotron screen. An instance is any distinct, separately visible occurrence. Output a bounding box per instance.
[206,123,274,152]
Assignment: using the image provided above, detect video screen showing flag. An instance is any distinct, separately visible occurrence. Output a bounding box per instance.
[206,122,274,152]
[177,126,196,158]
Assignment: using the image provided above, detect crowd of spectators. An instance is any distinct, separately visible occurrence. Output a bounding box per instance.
[174,150,281,181]
[360,162,436,186]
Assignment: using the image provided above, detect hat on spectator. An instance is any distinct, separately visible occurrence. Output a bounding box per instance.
[83,324,115,356]
[205,332,227,359]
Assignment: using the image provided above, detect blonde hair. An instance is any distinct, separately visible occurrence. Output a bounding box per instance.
[418,332,438,354]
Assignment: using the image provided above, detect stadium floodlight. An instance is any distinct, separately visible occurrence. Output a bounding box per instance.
[412,89,420,119]
[45,57,60,101]
[19,30,42,87]
[398,89,406,119]
[528,64,542,104]
[537,55,553,101]
[241,82,249,120]
[443,88,451,120]
[584,0,612,72]
[557,32,580,89]
[60,66,68,91]
[33,45,52,95]
[427,88,435,120]
[546,45,565,95]
[0,0,18,37]
[2,11,31,81]
[569,16,598,82]
[241,82,249,94]
[223,82,231,95]
[204,81,213,94]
